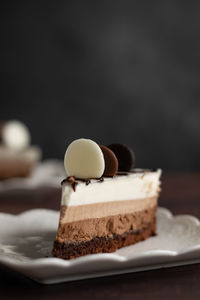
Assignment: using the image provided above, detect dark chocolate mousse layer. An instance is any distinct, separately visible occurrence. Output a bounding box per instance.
[52,218,156,260]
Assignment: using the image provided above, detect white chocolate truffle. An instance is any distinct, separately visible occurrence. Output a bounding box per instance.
[2,120,31,151]
[64,138,105,179]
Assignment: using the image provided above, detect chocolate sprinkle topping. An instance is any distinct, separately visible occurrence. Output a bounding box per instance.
[61,176,105,191]
[98,177,104,182]
[61,168,152,191]
[61,176,78,191]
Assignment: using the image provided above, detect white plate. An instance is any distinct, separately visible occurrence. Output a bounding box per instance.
[0,160,65,192]
[0,207,199,284]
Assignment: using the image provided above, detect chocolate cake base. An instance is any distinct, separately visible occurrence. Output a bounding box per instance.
[52,218,156,260]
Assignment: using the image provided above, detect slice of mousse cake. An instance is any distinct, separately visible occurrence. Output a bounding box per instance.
[52,139,161,259]
[0,120,41,179]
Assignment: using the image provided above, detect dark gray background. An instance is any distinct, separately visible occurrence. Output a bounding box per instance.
[1,1,200,171]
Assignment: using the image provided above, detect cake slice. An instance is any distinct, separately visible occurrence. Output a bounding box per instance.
[0,120,41,179]
[52,139,161,259]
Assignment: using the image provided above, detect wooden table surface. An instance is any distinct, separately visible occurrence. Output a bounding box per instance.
[0,172,199,300]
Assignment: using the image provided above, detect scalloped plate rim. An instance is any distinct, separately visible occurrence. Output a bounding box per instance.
[0,207,199,284]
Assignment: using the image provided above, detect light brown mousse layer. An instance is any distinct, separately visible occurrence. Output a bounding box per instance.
[55,201,157,243]
[60,196,157,223]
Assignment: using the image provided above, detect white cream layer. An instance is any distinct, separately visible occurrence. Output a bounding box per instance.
[61,169,161,207]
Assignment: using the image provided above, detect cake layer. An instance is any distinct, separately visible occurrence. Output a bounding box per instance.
[52,217,156,260]
[61,169,161,207]
[55,205,157,243]
[60,196,157,223]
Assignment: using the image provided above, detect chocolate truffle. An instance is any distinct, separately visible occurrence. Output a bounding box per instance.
[108,143,135,172]
[100,145,118,177]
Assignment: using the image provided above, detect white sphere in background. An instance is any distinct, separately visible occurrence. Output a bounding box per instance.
[2,120,31,151]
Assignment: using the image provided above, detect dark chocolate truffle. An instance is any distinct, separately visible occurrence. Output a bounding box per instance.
[107,143,135,172]
[100,145,118,177]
